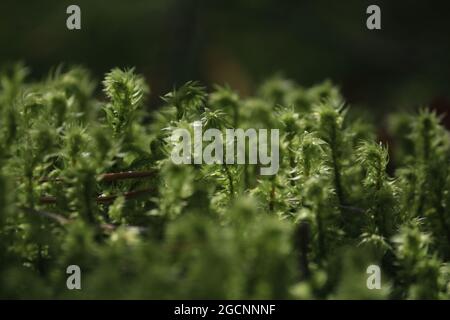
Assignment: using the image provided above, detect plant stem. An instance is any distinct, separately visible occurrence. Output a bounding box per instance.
[223,164,234,199]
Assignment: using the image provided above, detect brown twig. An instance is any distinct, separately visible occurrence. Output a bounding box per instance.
[100,170,155,182]
[38,177,64,183]
[21,206,71,225]
[96,188,155,203]
[39,188,155,205]
[39,170,155,183]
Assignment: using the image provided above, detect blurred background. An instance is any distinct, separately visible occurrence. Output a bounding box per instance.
[1,0,450,120]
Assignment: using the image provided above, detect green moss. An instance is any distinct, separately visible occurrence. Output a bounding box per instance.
[0,64,448,299]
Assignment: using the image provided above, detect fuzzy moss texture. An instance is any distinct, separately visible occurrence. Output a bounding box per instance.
[0,63,449,299]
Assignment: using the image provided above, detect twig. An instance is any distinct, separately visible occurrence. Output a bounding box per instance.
[96,188,155,203]
[100,170,155,182]
[21,206,71,225]
[39,188,155,205]
[39,170,155,183]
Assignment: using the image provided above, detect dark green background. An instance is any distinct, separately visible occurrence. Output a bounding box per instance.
[1,0,449,117]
